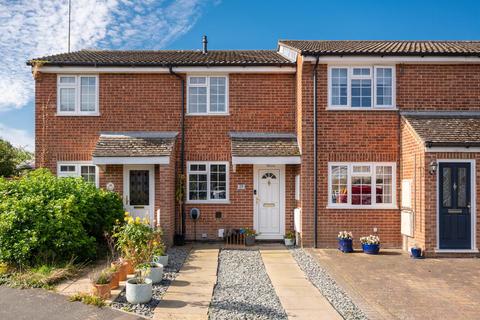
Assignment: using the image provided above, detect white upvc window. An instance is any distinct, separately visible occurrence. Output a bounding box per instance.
[187,75,228,115]
[57,162,99,187]
[187,161,229,203]
[328,66,395,109]
[57,75,99,115]
[328,162,396,209]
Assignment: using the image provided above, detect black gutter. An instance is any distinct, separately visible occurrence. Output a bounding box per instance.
[169,66,186,242]
[312,56,319,248]
[425,141,480,148]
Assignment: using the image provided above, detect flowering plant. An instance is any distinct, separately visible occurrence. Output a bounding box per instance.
[241,228,258,237]
[337,231,353,240]
[150,227,166,257]
[360,235,380,245]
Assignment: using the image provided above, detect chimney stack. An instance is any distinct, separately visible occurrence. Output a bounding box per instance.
[202,35,208,54]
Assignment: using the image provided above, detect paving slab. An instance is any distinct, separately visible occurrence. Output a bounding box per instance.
[153,246,219,320]
[260,249,342,320]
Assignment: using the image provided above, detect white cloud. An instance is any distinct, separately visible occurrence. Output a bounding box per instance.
[0,123,34,151]
[0,0,208,112]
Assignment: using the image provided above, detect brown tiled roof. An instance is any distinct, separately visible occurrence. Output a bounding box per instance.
[230,133,300,157]
[279,40,480,56]
[28,50,293,67]
[93,132,177,157]
[402,112,480,147]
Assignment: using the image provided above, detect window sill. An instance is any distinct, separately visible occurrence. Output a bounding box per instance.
[326,107,398,111]
[185,113,230,116]
[434,249,479,253]
[56,113,100,117]
[186,200,231,205]
[326,205,398,210]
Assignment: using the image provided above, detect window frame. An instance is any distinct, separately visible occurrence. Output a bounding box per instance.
[186,161,230,203]
[186,75,229,115]
[327,162,397,209]
[327,66,396,110]
[57,161,99,187]
[57,75,99,116]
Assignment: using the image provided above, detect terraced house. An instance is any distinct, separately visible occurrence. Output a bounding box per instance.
[29,39,480,257]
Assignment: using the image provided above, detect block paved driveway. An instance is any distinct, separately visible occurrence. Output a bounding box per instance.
[309,249,480,320]
[0,286,143,320]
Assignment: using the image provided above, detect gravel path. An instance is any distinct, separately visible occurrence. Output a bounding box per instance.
[111,247,190,318]
[209,249,287,320]
[290,247,368,320]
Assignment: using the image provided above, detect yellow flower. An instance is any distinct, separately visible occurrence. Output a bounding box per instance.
[125,212,130,216]
[135,217,141,223]
[124,216,129,221]
[128,218,134,225]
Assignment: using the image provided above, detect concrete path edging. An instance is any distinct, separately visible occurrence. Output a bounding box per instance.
[260,249,342,320]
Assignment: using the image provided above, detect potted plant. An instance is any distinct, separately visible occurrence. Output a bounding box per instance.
[337,231,354,253]
[151,227,168,267]
[108,265,120,289]
[144,262,164,284]
[284,231,295,246]
[411,245,423,259]
[112,260,126,282]
[360,235,381,254]
[91,271,112,299]
[242,228,257,246]
[126,264,152,304]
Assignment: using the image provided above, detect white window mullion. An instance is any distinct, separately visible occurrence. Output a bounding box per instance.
[206,79,211,113]
[206,163,211,201]
[372,163,377,206]
[347,164,352,205]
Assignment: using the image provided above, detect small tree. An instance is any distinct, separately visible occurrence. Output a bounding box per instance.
[0,138,33,178]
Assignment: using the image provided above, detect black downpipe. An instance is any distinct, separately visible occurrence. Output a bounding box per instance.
[169,66,186,242]
[313,56,319,248]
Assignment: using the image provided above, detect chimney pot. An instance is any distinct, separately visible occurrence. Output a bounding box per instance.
[202,35,208,54]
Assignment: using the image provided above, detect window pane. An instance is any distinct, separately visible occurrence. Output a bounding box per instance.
[457,167,467,207]
[351,79,371,107]
[189,173,207,200]
[331,68,348,106]
[60,76,76,84]
[352,165,371,174]
[188,86,207,113]
[189,77,206,85]
[60,165,76,172]
[80,77,96,112]
[59,88,76,111]
[376,68,393,106]
[353,68,370,76]
[190,164,207,171]
[209,77,226,112]
[376,165,393,204]
[331,165,348,204]
[442,167,452,207]
[210,164,227,200]
[351,175,372,205]
[129,170,149,205]
[80,165,96,184]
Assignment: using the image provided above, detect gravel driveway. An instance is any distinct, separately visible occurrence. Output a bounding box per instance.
[209,249,287,320]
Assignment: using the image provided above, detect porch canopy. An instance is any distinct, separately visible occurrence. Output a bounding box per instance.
[402,111,480,151]
[92,131,177,165]
[230,132,301,165]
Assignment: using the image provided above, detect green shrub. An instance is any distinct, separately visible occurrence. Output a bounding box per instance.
[69,292,106,307]
[0,169,124,267]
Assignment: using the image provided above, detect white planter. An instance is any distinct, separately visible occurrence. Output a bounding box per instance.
[126,278,152,304]
[284,238,295,246]
[146,262,164,284]
[153,254,169,267]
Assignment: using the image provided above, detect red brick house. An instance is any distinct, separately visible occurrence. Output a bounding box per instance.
[29,39,480,256]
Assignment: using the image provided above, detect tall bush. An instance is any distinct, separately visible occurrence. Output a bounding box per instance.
[0,169,124,267]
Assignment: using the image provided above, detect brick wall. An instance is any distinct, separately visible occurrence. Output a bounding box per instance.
[35,71,297,242]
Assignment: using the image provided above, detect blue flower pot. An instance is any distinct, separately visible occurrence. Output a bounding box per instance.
[411,247,422,259]
[362,243,380,254]
[338,239,353,253]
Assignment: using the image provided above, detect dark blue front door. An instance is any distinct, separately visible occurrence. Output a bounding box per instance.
[439,162,472,249]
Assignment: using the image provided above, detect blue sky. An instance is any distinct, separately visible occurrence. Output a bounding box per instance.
[1,0,479,151]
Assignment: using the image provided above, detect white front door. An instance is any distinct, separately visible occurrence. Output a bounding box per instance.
[254,165,285,239]
[123,165,154,226]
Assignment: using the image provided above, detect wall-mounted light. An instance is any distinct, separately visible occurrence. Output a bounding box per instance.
[428,161,437,175]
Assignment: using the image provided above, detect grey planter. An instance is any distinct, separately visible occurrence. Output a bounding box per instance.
[245,235,255,246]
[284,238,295,246]
[146,262,164,284]
[126,278,152,304]
[153,254,169,267]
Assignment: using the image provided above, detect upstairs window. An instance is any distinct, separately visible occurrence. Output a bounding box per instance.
[187,76,228,115]
[328,162,396,208]
[187,162,229,202]
[328,66,395,109]
[57,75,99,115]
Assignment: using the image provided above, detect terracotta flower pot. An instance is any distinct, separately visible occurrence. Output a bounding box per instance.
[124,260,135,274]
[92,283,111,299]
[116,263,127,281]
[110,271,120,289]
